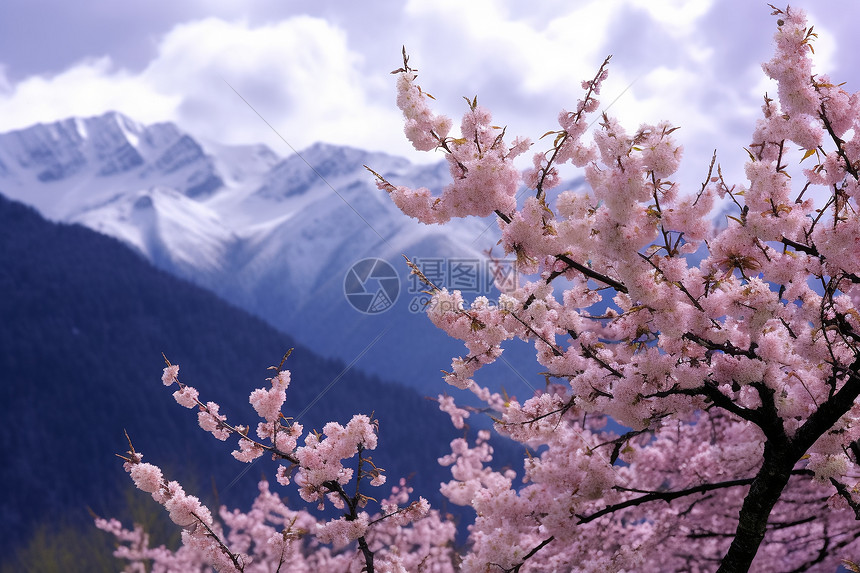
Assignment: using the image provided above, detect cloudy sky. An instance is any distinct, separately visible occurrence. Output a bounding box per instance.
[1,0,858,190]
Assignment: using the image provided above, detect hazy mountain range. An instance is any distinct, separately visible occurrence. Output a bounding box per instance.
[0,111,544,396]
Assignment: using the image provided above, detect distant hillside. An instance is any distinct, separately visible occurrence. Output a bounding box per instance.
[0,193,494,560]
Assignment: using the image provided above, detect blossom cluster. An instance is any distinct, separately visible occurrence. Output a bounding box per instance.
[103,360,456,572]
[373,58,530,224]
[99,476,456,573]
[110,448,244,571]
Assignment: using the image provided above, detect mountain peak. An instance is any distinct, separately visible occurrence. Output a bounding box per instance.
[253,141,411,201]
[0,111,148,182]
[0,112,225,209]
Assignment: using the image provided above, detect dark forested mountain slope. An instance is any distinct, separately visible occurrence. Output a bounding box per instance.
[0,193,484,556]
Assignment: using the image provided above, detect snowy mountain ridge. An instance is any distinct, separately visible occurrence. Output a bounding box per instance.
[0,111,540,394]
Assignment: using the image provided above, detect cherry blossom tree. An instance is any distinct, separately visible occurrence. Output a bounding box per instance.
[103,6,860,572]
[373,5,860,571]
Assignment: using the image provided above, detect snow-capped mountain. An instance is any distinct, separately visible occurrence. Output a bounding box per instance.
[0,112,542,396]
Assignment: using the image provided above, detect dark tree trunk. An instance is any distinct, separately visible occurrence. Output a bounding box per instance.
[716,443,794,572]
[717,364,860,572]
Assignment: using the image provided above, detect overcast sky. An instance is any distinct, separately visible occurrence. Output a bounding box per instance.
[1,0,858,191]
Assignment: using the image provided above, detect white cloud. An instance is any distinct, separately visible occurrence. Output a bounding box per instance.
[404,0,610,82]
[400,0,615,110]
[0,16,413,158]
[639,0,714,31]
[141,16,407,154]
[0,57,179,131]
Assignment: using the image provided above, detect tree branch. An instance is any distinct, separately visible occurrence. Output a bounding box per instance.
[576,478,755,524]
[556,254,628,293]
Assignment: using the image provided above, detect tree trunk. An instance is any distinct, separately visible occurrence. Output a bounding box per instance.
[716,443,794,573]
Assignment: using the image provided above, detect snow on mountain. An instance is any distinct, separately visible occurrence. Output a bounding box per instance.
[72,187,240,279]
[0,111,225,220]
[0,112,543,396]
[201,140,280,186]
